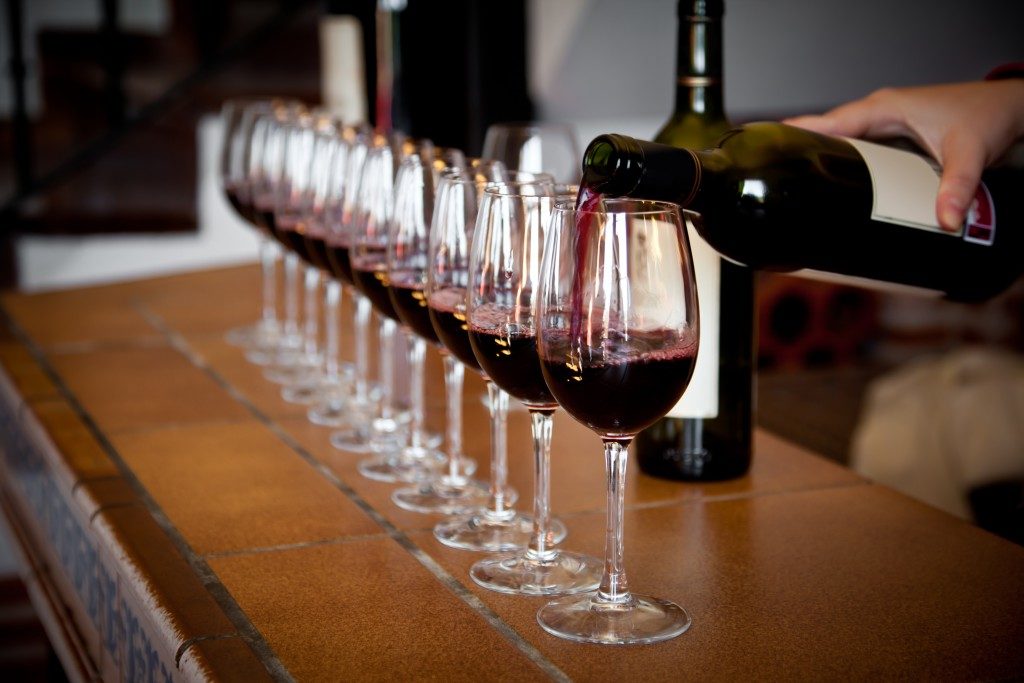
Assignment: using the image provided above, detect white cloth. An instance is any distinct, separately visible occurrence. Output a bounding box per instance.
[851,347,1024,520]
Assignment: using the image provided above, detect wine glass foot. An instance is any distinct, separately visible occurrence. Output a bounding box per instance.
[245,334,301,366]
[358,447,447,483]
[536,592,691,645]
[330,429,376,454]
[282,377,348,406]
[391,476,494,515]
[281,382,324,405]
[434,512,565,552]
[263,357,321,385]
[470,550,602,596]
[308,400,349,427]
[226,322,274,348]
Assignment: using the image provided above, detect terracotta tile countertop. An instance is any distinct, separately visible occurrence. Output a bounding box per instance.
[1,265,1023,682]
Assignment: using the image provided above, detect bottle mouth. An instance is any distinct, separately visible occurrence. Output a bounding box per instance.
[581,134,644,197]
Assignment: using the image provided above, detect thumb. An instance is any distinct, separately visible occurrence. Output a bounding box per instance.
[936,130,985,232]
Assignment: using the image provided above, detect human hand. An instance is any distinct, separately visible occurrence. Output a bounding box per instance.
[784,80,1024,231]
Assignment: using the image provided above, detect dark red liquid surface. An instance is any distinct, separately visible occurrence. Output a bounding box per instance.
[326,242,354,285]
[277,216,317,267]
[225,184,254,224]
[389,273,441,344]
[541,328,697,436]
[352,266,399,321]
[303,231,331,272]
[428,288,480,372]
[469,304,555,407]
[253,194,279,241]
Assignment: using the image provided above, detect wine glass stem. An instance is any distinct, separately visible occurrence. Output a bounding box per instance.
[442,355,465,479]
[302,266,320,359]
[259,237,278,329]
[407,334,427,449]
[353,294,371,401]
[378,318,396,420]
[485,381,512,517]
[526,409,557,562]
[323,280,341,382]
[284,253,300,339]
[599,439,633,604]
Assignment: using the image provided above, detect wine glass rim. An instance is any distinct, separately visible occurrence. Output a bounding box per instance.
[440,166,556,186]
[481,179,571,197]
[553,197,683,216]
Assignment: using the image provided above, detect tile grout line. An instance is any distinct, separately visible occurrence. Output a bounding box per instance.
[134,302,574,683]
[202,532,396,560]
[0,305,296,683]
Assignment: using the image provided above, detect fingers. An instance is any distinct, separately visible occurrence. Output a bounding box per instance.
[784,92,907,140]
[936,130,986,231]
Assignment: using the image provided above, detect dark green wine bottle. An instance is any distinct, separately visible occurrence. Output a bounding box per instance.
[635,0,755,481]
[582,124,1023,302]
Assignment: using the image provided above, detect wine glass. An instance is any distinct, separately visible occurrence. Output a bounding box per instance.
[245,103,305,366]
[389,163,492,513]
[482,122,581,184]
[335,132,407,457]
[535,198,699,644]
[266,111,332,396]
[430,168,560,551]
[294,117,358,413]
[459,181,600,595]
[241,100,305,368]
[316,128,382,431]
[348,135,446,475]
[307,123,366,427]
[220,98,282,352]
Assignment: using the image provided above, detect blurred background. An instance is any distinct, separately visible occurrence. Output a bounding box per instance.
[0,0,1022,675]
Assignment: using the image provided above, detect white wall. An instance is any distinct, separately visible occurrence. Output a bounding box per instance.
[16,116,261,292]
[532,0,1024,145]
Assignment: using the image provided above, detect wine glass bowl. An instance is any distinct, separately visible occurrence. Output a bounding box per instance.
[482,122,581,184]
[535,197,699,643]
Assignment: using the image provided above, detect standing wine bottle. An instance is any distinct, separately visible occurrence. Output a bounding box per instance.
[634,0,755,481]
[580,123,1024,302]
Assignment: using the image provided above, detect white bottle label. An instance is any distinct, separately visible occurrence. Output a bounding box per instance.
[845,137,997,245]
[843,137,954,234]
[667,219,720,418]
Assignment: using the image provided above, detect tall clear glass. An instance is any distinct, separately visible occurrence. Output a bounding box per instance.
[345,135,431,472]
[308,124,366,426]
[458,181,599,595]
[536,198,699,643]
[242,102,307,366]
[264,112,331,392]
[482,122,581,184]
[220,98,282,351]
[385,153,499,510]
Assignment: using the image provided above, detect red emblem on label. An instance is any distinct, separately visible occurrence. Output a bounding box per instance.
[964,184,996,245]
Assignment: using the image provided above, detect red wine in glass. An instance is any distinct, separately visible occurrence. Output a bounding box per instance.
[352,245,401,321]
[389,271,441,345]
[225,183,254,223]
[469,304,556,408]
[326,240,354,286]
[541,327,698,436]
[277,216,317,267]
[253,193,278,240]
[427,288,481,372]
[303,230,332,272]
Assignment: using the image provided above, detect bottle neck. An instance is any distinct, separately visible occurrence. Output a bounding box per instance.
[581,135,704,208]
[672,13,725,119]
